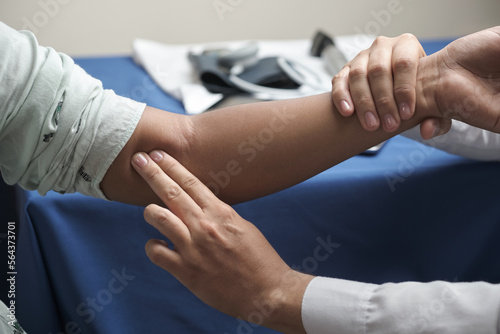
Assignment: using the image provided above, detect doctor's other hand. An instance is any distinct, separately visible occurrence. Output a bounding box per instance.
[331,33,430,132]
[131,150,314,334]
[333,27,500,139]
[421,26,500,136]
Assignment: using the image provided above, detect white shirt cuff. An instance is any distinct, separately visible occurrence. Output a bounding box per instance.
[401,121,500,162]
[302,277,377,334]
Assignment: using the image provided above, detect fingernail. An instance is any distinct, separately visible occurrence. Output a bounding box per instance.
[384,114,397,130]
[150,150,164,162]
[399,103,411,119]
[365,112,378,128]
[340,100,351,114]
[133,153,148,167]
[432,122,441,138]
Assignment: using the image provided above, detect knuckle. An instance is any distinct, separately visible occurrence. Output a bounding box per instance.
[393,57,416,72]
[144,167,160,183]
[400,32,417,41]
[182,176,198,189]
[147,246,164,265]
[375,96,395,110]
[153,210,170,226]
[331,74,340,86]
[357,95,375,109]
[161,159,177,174]
[349,66,367,81]
[333,66,349,81]
[159,185,182,201]
[217,203,236,220]
[368,62,390,78]
[200,220,221,240]
[373,36,388,46]
[200,204,237,239]
[398,33,425,56]
[331,68,350,96]
[354,49,368,59]
[331,85,345,100]
[144,204,169,226]
[394,84,415,98]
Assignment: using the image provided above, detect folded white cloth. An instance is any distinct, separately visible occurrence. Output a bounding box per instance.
[132,35,375,114]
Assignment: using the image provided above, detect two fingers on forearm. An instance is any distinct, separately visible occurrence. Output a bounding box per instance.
[332,34,425,132]
[131,150,213,272]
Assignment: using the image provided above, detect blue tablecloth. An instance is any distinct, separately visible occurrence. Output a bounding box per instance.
[14,39,500,334]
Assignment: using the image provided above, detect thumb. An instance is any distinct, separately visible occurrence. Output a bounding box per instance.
[419,118,452,140]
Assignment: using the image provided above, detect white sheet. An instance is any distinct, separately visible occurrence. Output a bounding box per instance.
[132,35,375,114]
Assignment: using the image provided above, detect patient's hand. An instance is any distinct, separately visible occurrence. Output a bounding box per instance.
[131,150,313,334]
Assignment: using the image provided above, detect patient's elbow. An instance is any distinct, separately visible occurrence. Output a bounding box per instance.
[100,106,196,205]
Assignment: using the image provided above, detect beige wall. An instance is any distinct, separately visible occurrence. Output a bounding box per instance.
[1,0,499,56]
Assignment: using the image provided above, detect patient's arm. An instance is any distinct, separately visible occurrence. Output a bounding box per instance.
[101,92,433,206]
[101,27,500,206]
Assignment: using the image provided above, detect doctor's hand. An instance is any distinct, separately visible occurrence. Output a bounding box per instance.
[131,150,313,334]
[332,27,500,139]
[331,33,439,133]
[421,26,500,136]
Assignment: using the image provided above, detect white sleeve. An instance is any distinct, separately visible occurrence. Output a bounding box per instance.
[401,121,500,161]
[302,277,500,334]
[0,21,146,199]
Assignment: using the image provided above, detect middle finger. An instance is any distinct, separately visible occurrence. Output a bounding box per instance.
[367,39,400,132]
[131,152,203,225]
[148,150,216,210]
[349,51,380,131]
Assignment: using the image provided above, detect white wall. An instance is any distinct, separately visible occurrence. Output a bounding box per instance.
[1,0,499,56]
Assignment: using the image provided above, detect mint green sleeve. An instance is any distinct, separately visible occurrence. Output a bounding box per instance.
[0,21,146,199]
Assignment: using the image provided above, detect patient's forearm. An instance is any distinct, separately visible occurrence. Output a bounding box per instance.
[184,93,423,203]
[101,65,436,206]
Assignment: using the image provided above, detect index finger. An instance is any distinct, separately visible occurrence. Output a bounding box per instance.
[131,151,204,223]
[147,150,215,210]
[331,66,355,117]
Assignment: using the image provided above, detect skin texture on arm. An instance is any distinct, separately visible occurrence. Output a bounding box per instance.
[101,91,435,206]
[99,36,429,206]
